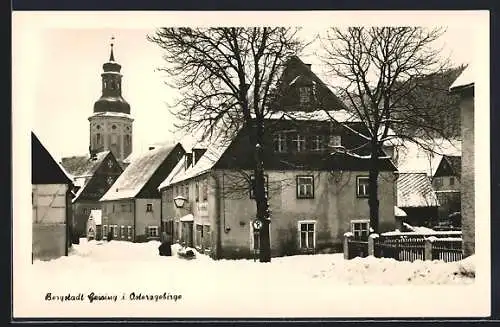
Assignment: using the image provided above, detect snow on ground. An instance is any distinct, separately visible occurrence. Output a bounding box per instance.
[22,239,477,317]
[34,239,475,288]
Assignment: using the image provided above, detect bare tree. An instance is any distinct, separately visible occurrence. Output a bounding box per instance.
[147,27,304,262]
[320,27,452,233]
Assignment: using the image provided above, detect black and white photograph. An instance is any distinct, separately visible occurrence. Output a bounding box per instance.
[12,11,490,318]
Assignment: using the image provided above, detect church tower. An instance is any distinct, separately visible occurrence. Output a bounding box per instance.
[89,37,133,164]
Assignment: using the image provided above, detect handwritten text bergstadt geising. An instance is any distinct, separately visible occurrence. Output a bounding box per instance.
[45,292,182,303]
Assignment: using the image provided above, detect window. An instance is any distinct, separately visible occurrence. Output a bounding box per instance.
[146,203,153,212]
[296,175,314,199]
[110,225,118,238]
[328,135,341,147]
[96,133,102,146]
[298,220,316,250]
[107,160,113,168]
[127,226,133,240]
[102,225,108,239]
[351,220,369,241]
[299,86,312,104]
[120,204,128,212]
[311,135,324,151]
[203,225,211,250]
[185,186,189,201]
[250,175,269,199]
[273,133,287,152]
[434,177,443,187]
[202,180,208,201]
[120,225,126,239]
[83,208,89,216]
[107,176,114,186]
[148,226,159,238]
[356,176,369,198]
[292,134,306,152]
[449,177,455,186]
[195,183,199,202]
[112,204,115,212]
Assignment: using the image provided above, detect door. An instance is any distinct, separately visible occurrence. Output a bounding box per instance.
[182,221,194,247]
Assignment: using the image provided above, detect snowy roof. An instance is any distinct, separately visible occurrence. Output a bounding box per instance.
[450,64,474,91]
[261,109,362,123]
[100,145,178,201]
[180,214,194,222]
[60,151,111,178]
[90,209,102,225]
[394,206,407,217]
[397,172,439,208]
[395,138,461,176]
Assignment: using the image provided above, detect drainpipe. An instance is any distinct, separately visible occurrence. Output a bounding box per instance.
[210,170,222,260]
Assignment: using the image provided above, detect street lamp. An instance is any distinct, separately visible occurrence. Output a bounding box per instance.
[173,195,187,209]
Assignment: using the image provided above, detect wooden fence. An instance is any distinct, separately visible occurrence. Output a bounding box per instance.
[344,232,463,262]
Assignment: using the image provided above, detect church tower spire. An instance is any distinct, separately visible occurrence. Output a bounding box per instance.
[88,36,134,166]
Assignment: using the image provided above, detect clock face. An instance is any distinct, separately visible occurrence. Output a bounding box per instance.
[106,176,114,185]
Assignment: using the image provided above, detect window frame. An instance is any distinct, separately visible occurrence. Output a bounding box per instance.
[449,177,455,186]
[351,219,370,241]
[356,176,370,198]
[297,219,316,250]
[127,226,133,240]
[311,135,325,151]
[249,174,269,199]
[273,133,287,153]
[147,226,159,238]
[202,179,208,201]
[434,177,443,187]
[299,86,312,105]
[146,203,153,212]
[292,134,306,152]
[195,182,200,202]
[120,225,126,239]
[296,175,315,199]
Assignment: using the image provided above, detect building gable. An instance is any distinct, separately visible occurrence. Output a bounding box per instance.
[32,132,72,185]
[272,56,346,112]
[75,152,124,201]
[433,155,461,179]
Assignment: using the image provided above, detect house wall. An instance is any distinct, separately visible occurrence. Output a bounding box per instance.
[32,184,69,260]
[135,198,161,242]
[433,175,461,192]
[461,94,475,257]
[72,201,101,240]
[101,200,135,241]
[212,170,395,259]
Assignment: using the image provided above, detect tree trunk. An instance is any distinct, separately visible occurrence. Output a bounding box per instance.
[369,148,380,234]
[254,118,271,263]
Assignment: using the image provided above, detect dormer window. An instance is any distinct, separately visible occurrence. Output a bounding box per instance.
[299,86,312,105]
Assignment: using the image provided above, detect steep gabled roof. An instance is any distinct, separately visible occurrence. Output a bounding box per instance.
[434,155,461,178]
[60,151,111,178]
[274,56,346,111]
[450,64,474,92]
[32,132,73,185]
[397,172,439,208]
[101,144,179,201]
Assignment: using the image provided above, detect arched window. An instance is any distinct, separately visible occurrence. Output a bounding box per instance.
[96,133,101,146]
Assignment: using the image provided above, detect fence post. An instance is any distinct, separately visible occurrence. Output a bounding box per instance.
[424,236,436,261]
[343,233,353,260]
[368,233,379,257]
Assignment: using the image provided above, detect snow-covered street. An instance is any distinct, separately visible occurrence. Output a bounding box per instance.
[36,239,475,287]
[14,239,484,318]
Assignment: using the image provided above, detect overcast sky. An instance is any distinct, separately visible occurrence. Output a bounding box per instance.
[15,13,479,161]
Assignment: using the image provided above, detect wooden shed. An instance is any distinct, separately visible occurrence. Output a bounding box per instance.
[32,132,74,261]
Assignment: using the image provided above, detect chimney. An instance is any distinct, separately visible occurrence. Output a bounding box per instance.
[149,146,155,151]
[305,63,312,70]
